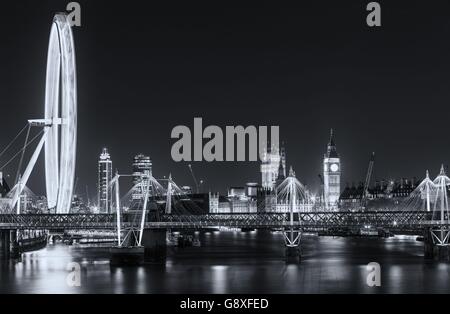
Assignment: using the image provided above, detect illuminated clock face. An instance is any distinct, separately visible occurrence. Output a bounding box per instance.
[330,164,339,172]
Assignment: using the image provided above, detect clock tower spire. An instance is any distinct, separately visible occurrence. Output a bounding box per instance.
[323,129,341,210]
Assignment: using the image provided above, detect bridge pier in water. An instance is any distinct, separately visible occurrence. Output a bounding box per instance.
[9,230,20,258]
[0,230,20,259]
[0,230,10,257]
[285,246,301,263]
[110,229,167,266]
[424,229,434,259]
[141,229,167,264]
[424,228,450,261]
[284,228,301,264]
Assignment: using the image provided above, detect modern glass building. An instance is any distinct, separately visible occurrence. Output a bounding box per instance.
[131,154,152,207]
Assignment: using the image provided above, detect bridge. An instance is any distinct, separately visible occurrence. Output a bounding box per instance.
[0,211,441,231]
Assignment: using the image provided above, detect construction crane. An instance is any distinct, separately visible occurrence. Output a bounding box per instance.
[361,152,375,209]
[188,164,200,193]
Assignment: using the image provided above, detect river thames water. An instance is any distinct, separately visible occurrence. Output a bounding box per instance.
[0,230,449,294]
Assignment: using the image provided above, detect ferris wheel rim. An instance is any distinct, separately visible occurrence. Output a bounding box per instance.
[44,13,77,214]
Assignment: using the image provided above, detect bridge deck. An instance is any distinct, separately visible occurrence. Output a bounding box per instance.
[0,211,446,232]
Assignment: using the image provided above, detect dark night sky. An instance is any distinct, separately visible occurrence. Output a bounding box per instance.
[1,0,450,199]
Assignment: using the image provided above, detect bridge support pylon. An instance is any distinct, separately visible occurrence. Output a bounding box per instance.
[141,229,167,264]
[424,228,450,261]
[0,230,10,258]
[0,230,20,259]
[424,229,434,259]
[9,230,20,258]
[284,228,301,263]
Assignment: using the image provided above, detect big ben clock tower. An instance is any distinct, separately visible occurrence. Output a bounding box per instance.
[323,129,341,210]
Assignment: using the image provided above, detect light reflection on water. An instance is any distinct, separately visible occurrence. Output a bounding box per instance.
[0,230,449,293]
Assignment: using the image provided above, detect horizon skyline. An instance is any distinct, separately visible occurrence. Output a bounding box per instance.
[79,133,445,200]
[1,122,448,199]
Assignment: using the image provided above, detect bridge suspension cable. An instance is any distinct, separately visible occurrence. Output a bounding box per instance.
[396,170,436,212]
[430,165,450,246]
[14,124,31,185]
[0,129,45,171]
[276,167,305,248]
[0,123,29,161]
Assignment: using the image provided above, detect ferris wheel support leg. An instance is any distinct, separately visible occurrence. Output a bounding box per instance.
[10,130,49,211]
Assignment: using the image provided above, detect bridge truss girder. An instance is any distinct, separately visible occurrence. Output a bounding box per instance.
[0,211,441,232]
